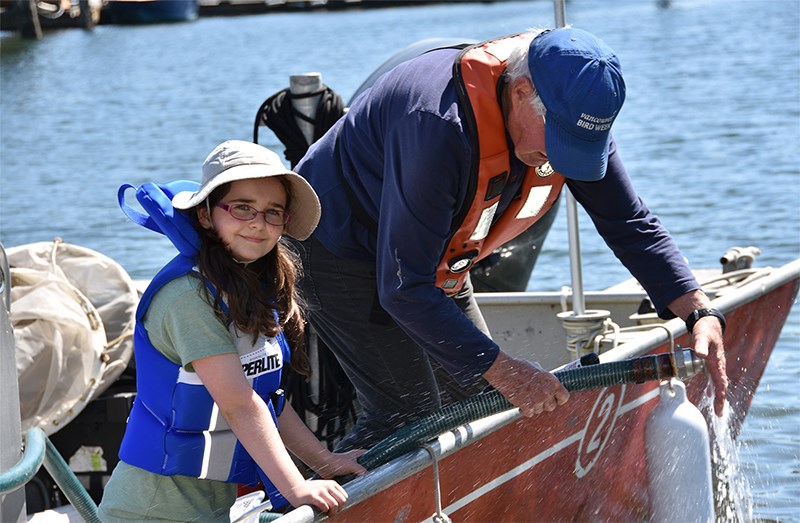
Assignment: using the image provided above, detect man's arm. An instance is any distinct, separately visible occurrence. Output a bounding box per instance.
[567,139,699,316]
[568,140,728,416]
[374,111,500,384]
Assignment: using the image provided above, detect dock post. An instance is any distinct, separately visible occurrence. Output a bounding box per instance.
[15,0,42,39]
[78,0,97,30]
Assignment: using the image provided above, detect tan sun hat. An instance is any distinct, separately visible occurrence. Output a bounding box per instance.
[172,140,321,241]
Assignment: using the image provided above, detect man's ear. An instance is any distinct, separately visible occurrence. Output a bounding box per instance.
[513,77,535,102]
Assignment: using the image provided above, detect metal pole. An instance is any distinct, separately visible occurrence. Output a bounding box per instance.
[289,73,323,147]
[552,0,586,315]
[1,243,26,522]
[564,196,585,314]
[553,0,567,28]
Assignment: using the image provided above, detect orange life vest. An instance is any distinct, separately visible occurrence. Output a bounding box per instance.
[436,34,566,295]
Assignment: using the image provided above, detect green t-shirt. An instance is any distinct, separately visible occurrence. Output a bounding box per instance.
[97,461,236,522]
[97,275,238,522]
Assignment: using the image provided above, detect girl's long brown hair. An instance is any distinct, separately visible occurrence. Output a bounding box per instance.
[185,178,311,379]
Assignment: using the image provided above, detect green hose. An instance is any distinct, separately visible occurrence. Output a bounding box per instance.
[258,511,286,522]
[0,427,100,522]
[356,349,695,472]
[41,432,102,523]
[358,390,509,470]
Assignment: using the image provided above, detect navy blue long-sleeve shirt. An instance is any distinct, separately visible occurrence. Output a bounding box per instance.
[296,47,699,385]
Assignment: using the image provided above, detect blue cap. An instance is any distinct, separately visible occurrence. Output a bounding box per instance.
[528,28,626,181]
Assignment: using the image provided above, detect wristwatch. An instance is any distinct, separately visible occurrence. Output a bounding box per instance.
[685,308,726,334]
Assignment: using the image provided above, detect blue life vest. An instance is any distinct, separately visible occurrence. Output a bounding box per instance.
[117,181,290,509]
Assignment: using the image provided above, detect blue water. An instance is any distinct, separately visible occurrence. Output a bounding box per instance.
[1,0,798,520]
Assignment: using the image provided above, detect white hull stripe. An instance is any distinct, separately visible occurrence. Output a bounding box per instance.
[619,386,659,415]
[420,387,661,522]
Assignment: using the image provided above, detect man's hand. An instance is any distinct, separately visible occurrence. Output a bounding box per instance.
[690,315,728,416]
[483,351,570,417]
[314,449,367,479]
[668,291,728,416]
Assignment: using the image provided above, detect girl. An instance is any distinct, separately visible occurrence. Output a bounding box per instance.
[99,140,365,522]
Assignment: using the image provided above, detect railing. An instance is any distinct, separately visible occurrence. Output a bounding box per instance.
[0,428,101,523]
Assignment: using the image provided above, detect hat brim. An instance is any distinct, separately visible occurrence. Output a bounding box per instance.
[545,115,610,182]
[172,164,320,241]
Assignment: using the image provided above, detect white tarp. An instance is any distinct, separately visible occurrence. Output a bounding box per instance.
[7,239,139,436]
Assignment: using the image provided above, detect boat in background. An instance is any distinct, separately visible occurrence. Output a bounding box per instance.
[100,0,199,25]
[0,0,102,37]
[195,0,519,18]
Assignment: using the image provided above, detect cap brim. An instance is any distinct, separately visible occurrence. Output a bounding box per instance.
[172,164,320,241]
[545,116,610,182]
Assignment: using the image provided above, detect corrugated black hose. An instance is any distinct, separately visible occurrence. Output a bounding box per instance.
[356,349,693,471]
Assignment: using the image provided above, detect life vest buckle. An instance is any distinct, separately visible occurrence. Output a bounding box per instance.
[270,388,285,416]
[485,171,508,200]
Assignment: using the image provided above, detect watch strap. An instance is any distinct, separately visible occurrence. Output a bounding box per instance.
[685,308,726,333]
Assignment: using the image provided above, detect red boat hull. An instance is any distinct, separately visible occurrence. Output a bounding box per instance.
[329,279,799,522]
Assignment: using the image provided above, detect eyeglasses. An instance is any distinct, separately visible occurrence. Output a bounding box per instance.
[216,203,291,226]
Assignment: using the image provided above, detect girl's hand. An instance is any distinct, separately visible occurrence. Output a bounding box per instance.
[286,479,349,515]
[315,449,367,479]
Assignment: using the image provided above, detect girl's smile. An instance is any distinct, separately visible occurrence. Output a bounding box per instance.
[198,177,289,263]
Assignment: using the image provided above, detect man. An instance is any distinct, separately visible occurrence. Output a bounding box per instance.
[293,27,727,451]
